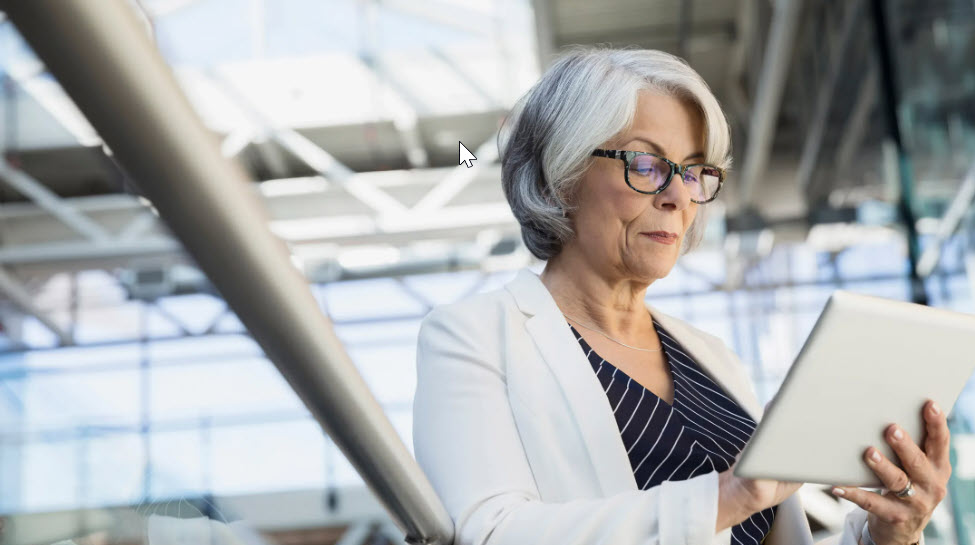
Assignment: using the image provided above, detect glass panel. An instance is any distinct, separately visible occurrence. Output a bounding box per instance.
[149,428,207,499]
[322,277,427,321]
[150,358,304,422]
[22,439,79,512]
[209,419,325,495]
[22,369,142,431]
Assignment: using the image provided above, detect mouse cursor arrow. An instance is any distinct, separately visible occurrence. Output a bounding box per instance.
[458,141,477,168]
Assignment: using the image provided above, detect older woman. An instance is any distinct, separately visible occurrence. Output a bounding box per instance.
[412,47,950,545]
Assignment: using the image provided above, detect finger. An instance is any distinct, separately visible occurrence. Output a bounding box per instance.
[884,423,937,487]
[863,445,913,500]
[922,399,951,470]
[831,486,907,523]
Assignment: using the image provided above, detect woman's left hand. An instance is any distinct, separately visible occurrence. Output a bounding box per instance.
[831,399,952,545]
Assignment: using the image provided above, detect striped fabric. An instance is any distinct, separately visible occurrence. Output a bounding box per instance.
[570,319,778,545]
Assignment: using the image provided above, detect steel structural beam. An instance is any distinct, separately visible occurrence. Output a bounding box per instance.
[411,133,501,212]
[0,165,512,271]
[737,0,805,207]
[0,158,112,242]
[916,160,975,277]
[869,0,927,305]
[0,2,454,544]
[833,64,878,186]
[0,266,73,345]
[795,0,867,193]
[4,58,102,146]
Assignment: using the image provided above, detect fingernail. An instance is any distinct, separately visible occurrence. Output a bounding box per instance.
[870,450,882,463]
[832,487,845,496]
[931,403,941,416]
[893,427,903,440]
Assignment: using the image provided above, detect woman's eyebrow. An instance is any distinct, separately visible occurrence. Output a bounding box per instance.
[628,137,705,162]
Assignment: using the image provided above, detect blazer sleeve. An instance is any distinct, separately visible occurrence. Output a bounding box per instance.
[812,501,927,545]
[412,304,733,545]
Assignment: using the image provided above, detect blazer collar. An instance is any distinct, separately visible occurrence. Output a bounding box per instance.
[504,266,760,495]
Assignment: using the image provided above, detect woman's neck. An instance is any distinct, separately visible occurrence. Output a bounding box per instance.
[540,252,653,340]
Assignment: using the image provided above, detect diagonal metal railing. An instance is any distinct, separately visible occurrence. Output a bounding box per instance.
[0,1,453,543]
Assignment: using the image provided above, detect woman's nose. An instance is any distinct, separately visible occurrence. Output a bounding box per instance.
[656,172,692,209]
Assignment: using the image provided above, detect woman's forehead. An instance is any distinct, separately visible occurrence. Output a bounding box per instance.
[618,134,706,162]
[614,95,706,156]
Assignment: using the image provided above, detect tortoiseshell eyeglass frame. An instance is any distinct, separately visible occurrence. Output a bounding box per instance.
[591,149,725,204]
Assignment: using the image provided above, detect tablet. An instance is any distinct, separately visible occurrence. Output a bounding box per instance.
[733,289,975,488]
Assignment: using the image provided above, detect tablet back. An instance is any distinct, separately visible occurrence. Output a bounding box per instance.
[734,290,975,487]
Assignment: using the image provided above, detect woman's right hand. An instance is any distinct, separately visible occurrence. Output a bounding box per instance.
[715,400,804,532]
[715,454,803,532]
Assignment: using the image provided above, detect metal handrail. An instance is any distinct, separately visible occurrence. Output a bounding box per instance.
[0,2,453,543]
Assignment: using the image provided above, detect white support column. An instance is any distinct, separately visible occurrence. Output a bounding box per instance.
[531,0,557,71]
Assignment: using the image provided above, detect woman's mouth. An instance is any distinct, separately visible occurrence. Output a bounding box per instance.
[641,231,678,245]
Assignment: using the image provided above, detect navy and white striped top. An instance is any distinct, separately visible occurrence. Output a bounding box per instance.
[570,319,778,545]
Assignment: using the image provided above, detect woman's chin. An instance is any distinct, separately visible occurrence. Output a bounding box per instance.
[627,260,676,282]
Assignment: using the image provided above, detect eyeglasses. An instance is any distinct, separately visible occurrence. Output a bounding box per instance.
[591,149,725,204]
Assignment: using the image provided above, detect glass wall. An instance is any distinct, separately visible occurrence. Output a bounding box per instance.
[1,231,972,516]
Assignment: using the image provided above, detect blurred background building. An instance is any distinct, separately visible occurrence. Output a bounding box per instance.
[0,0,973,543]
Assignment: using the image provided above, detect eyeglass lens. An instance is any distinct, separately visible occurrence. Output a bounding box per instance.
[628,154,720,202]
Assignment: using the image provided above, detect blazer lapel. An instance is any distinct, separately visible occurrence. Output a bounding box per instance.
[505,267,764,497]
[506,268,638,495]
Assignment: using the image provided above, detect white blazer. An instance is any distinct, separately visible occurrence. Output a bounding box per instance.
[413,267,880,545]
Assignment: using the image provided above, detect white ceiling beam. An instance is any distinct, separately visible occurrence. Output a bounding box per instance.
[380,0,496,37]
[6,59,101,146]
[209,73,410,215]
[206,73,355,181]
[0,166,506,221]
[116,209,161,242]
[358,1,428,169]
[411,133,500,212]
[221,128,256,158]
[140,0,203,18]
[0,266,73,345]
[0,237,181,265]
[428,46,500,108]
[360,56,430,169]
[0,164,512,269]
[0,158,112,243]
[251,136,292,179]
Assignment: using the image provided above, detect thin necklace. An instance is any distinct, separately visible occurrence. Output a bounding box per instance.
[563,311,662,352]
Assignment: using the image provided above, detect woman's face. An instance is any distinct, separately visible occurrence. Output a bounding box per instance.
[566,91,704,284]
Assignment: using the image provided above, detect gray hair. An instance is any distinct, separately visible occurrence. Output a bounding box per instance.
[498,46,732,261]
